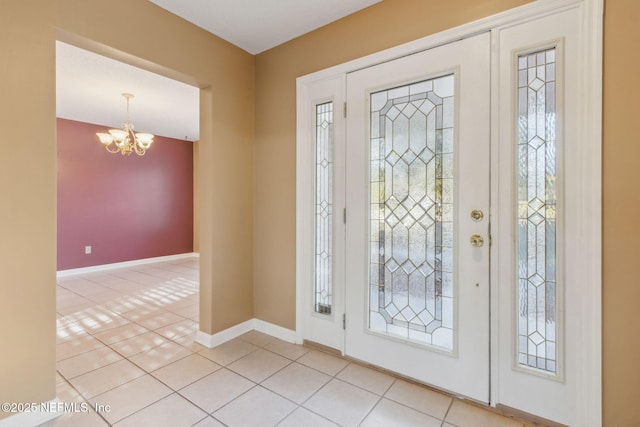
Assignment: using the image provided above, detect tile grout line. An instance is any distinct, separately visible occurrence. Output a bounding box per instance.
[210,384,298,426]
[356,388,385,426]
[198,340,313,414]
[55,370,113,426]
[295,349,459,424]
[292,360,378,426]
[57,313,192,365]
[86,345,195,424]
[214,340,347,423]
[440,399,455,427]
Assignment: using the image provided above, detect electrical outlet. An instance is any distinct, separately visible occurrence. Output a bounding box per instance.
[85,246,92,255]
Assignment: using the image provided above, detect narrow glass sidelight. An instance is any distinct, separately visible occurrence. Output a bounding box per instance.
[369,75,455,351]
[516,48,559,373]
[315,102,333,315]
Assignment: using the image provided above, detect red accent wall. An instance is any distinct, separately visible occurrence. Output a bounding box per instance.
[57,118,193,270]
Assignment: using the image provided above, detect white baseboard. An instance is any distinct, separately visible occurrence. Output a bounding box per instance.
[253,319,296,343]
[196,319,255,348]
[0,399,61,427]
[56,253,199,277]
[195,318,296,348]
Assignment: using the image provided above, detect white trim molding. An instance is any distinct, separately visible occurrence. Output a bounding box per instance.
[196,319,296,349]
[196,319,254,348]
[296,0,590,87]
[575,0,603,423]
[253,319,297,343]
[56,252,199,277]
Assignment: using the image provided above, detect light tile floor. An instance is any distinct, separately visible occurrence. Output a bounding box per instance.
[44,258,535,427]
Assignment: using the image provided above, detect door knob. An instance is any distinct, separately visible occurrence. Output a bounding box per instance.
[470,234,484,247]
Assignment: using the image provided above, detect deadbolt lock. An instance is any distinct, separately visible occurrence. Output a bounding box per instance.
[470,210,484,221]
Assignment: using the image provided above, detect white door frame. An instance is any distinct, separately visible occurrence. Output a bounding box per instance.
[296,0,602,424]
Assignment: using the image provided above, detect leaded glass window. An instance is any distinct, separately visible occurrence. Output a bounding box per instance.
[369,75,455,351]
[315,102,333,315]
[516,48,558,373]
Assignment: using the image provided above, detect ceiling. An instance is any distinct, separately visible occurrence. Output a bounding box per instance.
[56,1,382,140]
[56,41,200,141]
[148,0,382,55]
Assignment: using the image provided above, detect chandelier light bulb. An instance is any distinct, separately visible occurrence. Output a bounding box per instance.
[96,133,113,145]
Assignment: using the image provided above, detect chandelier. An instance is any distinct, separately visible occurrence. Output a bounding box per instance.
[96,93,154,156]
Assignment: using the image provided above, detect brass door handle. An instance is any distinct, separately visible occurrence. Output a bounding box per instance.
[470,234,484,247]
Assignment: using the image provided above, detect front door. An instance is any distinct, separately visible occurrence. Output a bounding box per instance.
[344,32,491,402]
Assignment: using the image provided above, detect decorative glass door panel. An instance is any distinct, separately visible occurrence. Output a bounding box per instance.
[315,102,334,315]
[369,76,455,350]
[516,48,559,374]
[345,33,491,402]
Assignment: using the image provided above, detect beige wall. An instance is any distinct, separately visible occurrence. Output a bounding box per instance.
[0,2,57,416]
[602,1,640,425]
[0,0,254,416]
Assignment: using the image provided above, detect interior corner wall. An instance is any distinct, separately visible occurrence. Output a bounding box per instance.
[253,0,533,332]
[56,118,194,270]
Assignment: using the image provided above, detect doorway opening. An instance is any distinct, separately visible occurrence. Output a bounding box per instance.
[54,39,203,391]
